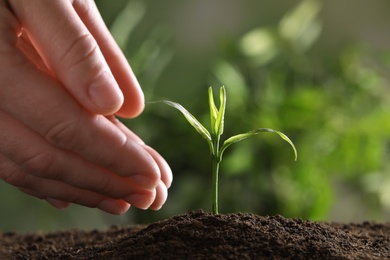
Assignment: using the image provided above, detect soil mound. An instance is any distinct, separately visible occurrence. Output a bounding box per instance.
[1,210,389,259]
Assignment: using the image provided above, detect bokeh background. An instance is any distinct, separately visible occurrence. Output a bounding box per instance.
[1,0,390,232]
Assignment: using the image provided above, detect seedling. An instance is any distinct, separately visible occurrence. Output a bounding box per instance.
[156,86,297,214]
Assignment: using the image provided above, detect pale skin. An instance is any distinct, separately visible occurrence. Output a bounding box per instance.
[0,0,172,214]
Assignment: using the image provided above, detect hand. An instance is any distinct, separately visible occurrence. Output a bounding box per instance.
[0,0,172,214]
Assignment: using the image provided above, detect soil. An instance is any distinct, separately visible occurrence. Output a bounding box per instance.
[0,210,389,259]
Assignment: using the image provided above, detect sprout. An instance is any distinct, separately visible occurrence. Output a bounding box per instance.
[155,86,297,214]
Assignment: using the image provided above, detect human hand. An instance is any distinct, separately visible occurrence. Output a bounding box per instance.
[0,0,172,214]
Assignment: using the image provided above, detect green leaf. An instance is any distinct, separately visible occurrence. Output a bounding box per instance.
[220,128,298,161]
[215,86,226,137]
[208,87,218,135]
[157,100,212,142]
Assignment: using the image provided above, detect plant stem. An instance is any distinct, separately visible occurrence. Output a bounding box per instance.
[211,137,221,214]
[211,155,220,214]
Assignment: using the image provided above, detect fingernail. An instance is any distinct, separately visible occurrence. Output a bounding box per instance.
[130,175,159,190]
[46,198,70,209]
[98,199,130,215]
[89,71,124,113]
[124,194,153,210]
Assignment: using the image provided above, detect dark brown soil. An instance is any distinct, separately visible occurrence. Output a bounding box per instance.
[1,210,389,259]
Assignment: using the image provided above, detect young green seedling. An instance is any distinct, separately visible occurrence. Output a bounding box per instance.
[157,86,297,214]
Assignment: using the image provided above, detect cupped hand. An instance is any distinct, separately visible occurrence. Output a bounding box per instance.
[0,0,172,214]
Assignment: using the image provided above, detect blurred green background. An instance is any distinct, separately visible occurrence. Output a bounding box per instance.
[1,0,390,232]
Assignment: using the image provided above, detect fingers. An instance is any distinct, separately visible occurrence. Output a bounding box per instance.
[109,119,173,210]
[143,145,173,189]
[18,188,71,210]
[0,110,157,213]
[108,117,173,189]
[19,177,131,215]
[72,0,145,118]
[0,46,171,212]
[0,0,172,213]
[0,49,160,190]
[7,0,143,116]
[45,198,71,210]
[149,181,168,211]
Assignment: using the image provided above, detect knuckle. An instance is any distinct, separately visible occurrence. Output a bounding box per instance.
[0,158,25,186]
[44,120,84,150]
[59,33,100,72]
[84,173,114,196]
[0,154,52,188]
[19,151,57,178]
[94,179,114,197]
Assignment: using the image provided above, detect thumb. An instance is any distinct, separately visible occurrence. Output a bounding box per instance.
[8,0,123,115]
